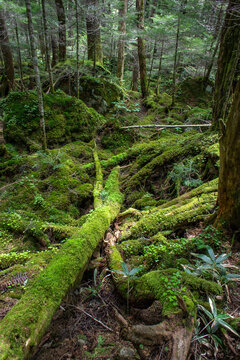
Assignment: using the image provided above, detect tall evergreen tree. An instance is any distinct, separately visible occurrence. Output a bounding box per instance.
[85,0,103,65]
[25,0,47,151]
[136,0,148,98]
[0,9,15,94]
[55,0,67,62]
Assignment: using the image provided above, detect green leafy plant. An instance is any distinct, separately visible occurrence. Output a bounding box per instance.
[167,159,202,196]
[183,246,240,284]
[161,271,186,307]
[193,297,239,356]
[112,261,141,313]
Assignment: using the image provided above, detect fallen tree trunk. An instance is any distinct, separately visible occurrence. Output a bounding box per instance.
[121,124,211,129]
[0,165,123,359]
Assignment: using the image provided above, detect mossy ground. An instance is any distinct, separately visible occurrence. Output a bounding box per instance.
[0,73,239,360]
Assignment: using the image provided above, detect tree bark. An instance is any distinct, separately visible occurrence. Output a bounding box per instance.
[25,0,47,151]
[0,165,123,360]
[212,0,240,130]
[75,0,80,98]
[217,77,240,231]
[41,0,54,93]
[155,40,164,95]
[15,20,24,91]
[0,10,15,92]
[131,49,139,91]
[117,0,128,83]
[55,0,67,62]
[136,0,148,98]
[51,34,58,67]
[85,0,103,65]
[171,11,180,107]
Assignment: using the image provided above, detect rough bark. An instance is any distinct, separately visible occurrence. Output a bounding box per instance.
[117,0,128,83]
[85,0,103,65]
[41,0,54,92]
[0,166,123,360]
[55,0,66,62]
[75,0,80,98]
[217,77,240,231]
[15,20,24,91]
[131,49,139,91]
[25,0,47,151]
[0,10,14,92]
[51,34,58,67]
[155,40,164,95]
[212,0,240,130]
[171,11,180,107]
[136,0,148,98]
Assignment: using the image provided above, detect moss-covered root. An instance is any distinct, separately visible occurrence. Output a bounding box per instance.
[93,145,103,208]
[0,167,123,360]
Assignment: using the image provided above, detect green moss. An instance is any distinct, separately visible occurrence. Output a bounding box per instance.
[0,251,32,270]
[0,167,123,359]
[124,188,217,239]
[1,91,105,149]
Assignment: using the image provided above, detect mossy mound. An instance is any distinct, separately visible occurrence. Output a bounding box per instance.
[1,90,105,150]
[53,72,124,114]
[176,77,213,106]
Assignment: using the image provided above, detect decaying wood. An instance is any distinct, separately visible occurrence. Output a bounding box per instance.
[121,124,211,129]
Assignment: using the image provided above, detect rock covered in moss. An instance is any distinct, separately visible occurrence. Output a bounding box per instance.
[1,90,105,149]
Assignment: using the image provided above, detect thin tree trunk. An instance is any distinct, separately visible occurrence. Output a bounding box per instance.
[131,49,139,91]
[0,10,15,91]
[203,36,220,83]
[51,34,58,67]
[147,40,157,91]
[136,0,148,98]
[55,0,66,62]
[41,0,54,93]
[117,0,128,83]
[155,40,164,95]
[86,0,103,65]
[15,20,24,91]
[75,0,80,99]
[171,13,180,107]
[25,0,47,151]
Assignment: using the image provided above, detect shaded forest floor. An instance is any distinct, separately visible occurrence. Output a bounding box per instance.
[0,72,240,359]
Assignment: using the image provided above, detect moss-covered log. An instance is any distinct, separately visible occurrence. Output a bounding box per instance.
[122,179,217,239]
[0,167,123,360]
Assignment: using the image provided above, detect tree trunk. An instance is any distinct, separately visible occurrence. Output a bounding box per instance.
[131,49,139,91]
[147,40,157,91]
[171,12,180,107]
[41,0,54,93]
[86,0,103,65]
[155,40,164,95]
[55,0,66,62]
[217,77,240,231]
[51,34,58,67]
[136,0,148,98]
[203,35,220,84]
[117,0,128,83]
[15,20,24,91]
[0,10,15,92]
[75,0,80,98]
[25,0,47,151]
[0,165,123,359]
[212,0,240,130]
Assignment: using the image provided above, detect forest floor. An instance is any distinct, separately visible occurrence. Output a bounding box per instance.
[0,78,240,359]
